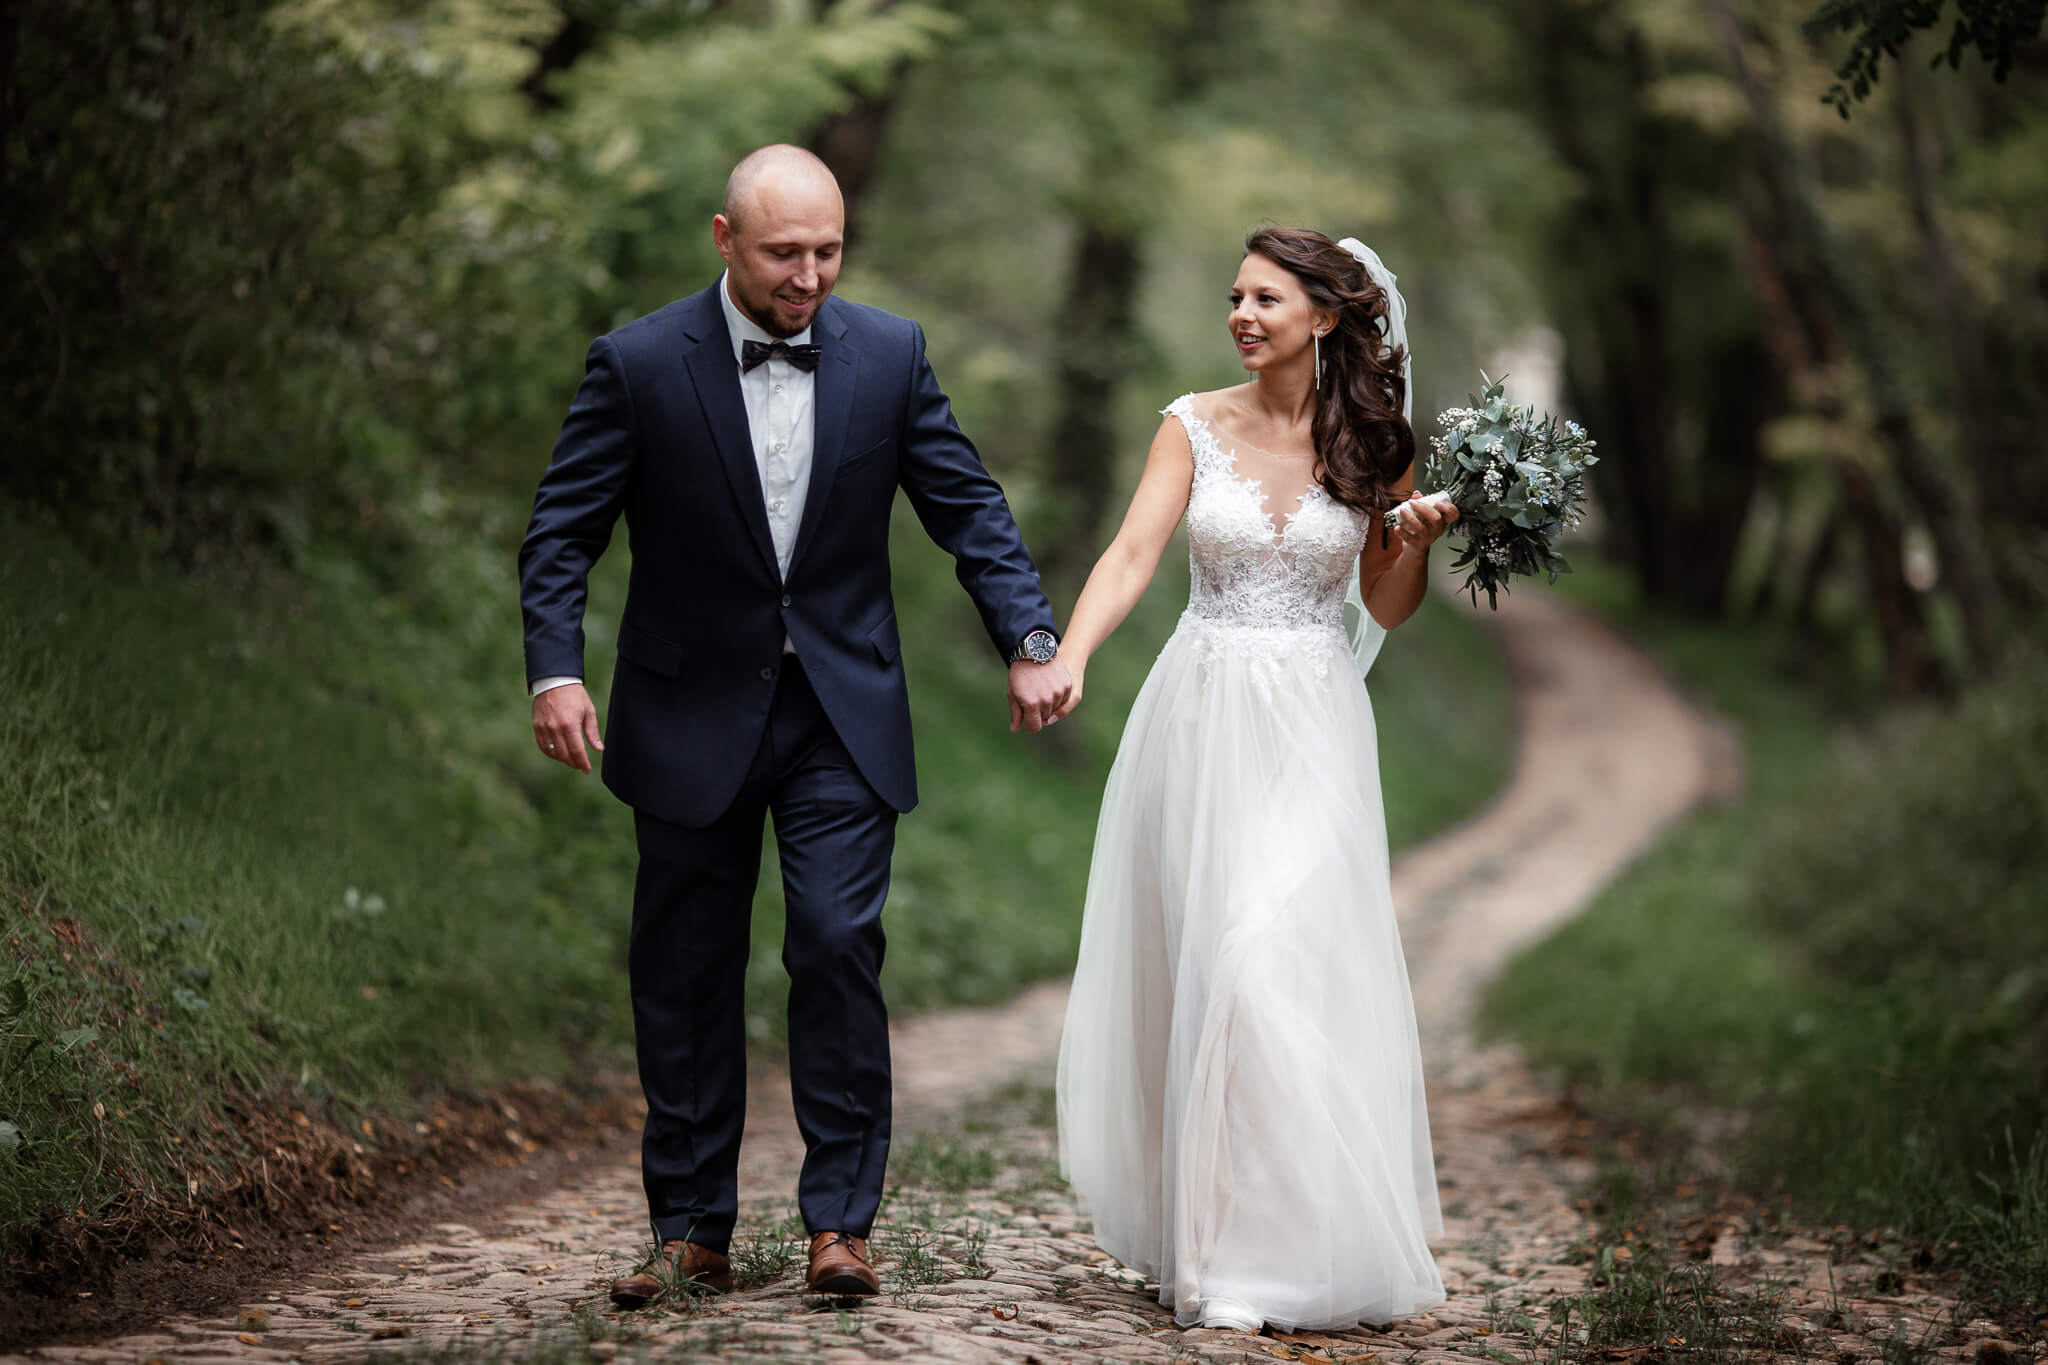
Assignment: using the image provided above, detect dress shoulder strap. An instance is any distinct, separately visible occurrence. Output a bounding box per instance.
[1161,393,1219,472]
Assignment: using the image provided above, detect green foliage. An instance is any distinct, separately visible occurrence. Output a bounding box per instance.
[0,508,634,1255]
[1484,567,2048,1314]
[1,0,464,558]
[1807,0,2047,113]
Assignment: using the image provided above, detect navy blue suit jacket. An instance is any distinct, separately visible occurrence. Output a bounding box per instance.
[518,285,1054,828]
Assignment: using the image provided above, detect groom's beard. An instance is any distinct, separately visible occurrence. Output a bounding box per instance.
[736,286,823,339]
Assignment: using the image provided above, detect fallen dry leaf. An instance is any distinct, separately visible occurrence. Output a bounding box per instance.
[236,1334,261,1347]
[342,1297,365,1308]
[1274,1331,1362,1351]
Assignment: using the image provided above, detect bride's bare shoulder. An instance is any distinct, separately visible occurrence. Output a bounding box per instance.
[1186,384,1257,423]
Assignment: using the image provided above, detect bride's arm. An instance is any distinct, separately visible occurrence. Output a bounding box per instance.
[1052,416,1196,715]
[1361,463,1459,629]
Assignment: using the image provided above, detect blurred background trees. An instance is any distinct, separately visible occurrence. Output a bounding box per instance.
[7,0,2040,688]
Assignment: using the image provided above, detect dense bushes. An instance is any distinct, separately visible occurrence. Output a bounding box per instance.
[1487,603,2048,1312]
[0,0,461,558]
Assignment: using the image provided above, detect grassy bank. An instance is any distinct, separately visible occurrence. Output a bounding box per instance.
[1481,567,2048,1317]
[1,504,1510,1266]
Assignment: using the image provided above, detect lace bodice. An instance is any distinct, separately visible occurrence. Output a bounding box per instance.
[1168,394,1368,637]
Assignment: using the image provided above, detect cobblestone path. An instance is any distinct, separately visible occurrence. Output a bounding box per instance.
[14,593,2006,1365]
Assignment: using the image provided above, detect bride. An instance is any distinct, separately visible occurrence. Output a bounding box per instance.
[1052,226,1457,1334]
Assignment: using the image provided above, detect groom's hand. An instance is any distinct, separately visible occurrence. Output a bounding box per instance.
[533,683,605,773]
[1008,658,1074,734]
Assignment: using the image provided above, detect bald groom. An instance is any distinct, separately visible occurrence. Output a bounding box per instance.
[518,145,1071,1304]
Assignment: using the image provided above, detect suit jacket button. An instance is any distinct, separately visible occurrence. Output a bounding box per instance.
[760,667,775,681]
[780,594,793,607]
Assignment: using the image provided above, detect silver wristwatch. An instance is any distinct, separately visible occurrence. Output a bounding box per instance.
[1012,629,1059,665]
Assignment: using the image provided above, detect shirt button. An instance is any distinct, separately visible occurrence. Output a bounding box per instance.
[781,594,793,607]
[773,383,784,394]
[760,667,775,681]
[772,441,786,453]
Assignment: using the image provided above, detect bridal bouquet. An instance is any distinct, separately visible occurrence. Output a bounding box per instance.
[1385,373,1599,609]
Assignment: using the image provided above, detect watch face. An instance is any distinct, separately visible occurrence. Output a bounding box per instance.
[1021,630,1058,664]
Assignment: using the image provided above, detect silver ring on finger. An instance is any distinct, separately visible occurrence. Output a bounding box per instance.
[545,742,556,751]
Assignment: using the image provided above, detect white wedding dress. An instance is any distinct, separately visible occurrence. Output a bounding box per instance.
[1056,392,1446,1332]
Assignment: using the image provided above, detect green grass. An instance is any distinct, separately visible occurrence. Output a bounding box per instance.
[1,501,1511,1266]
[1,504,636,1254]
[1481,562,2048,1318]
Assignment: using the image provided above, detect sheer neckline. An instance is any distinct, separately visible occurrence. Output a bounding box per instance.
[1179,400,1328,542]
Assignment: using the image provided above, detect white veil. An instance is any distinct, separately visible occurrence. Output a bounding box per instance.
[1335,237,1409,679]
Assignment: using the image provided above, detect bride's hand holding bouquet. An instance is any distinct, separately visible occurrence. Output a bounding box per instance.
[1387,372,1599,609]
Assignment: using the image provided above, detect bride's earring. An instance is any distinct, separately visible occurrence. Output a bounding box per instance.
[1313,330,1325,390]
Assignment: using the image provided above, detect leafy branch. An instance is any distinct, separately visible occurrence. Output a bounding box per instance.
[1806,0,2046,115]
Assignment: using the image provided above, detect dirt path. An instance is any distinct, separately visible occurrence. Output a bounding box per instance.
[12,592,1990,1365]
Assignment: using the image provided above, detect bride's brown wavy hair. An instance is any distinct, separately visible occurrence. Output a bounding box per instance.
[1242,225,1413,519]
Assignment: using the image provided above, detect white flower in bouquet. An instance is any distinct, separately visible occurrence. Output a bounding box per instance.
[1384,372,1599,609]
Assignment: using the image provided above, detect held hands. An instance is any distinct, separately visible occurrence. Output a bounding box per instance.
[1389,491,1460,553]
[1008,657,1075,734]
[533,683,605,773]
[1051,659,1085,724]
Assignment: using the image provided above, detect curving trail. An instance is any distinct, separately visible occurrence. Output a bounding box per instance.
[18,590,1977,1365]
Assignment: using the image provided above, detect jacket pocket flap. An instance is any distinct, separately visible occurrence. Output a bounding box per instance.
[616,621,682,678]
[867,612,901,664]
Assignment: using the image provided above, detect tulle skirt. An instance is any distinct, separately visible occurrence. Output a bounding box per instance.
[1056,613,1446,1330]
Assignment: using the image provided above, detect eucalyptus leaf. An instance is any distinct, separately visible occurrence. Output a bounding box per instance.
[0,1120,21,1153]
[1422,371,1599,611]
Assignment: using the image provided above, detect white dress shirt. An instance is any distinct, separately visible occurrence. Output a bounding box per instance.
[531,271,816,697]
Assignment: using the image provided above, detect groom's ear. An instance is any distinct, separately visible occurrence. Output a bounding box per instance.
[712,214,736,265]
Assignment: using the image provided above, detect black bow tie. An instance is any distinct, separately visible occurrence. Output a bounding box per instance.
[741,339,822,373]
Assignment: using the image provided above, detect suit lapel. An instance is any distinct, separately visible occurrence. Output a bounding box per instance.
[788,300,856,580]
[679,288,778,578]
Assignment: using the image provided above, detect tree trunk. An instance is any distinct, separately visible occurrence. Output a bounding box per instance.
[1035,0,1224,588]
[1837,461,1942,699]
[1524,7,1708,609]
[1707,0,1993,681]
[520,11,599,113]
[1790,500,1844,638]
[1671,333,1777,615]
[1041,222,1143,586]
[1746,471,1793,619]
[809,89,898,249]
[1729,109,1944,696]
[1893,52,1994,512]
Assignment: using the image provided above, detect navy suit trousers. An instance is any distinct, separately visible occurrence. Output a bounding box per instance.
[629,656,897,1251]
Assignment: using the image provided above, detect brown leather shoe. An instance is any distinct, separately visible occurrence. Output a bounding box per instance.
[806,1230,880,1296]
[609,1239,734,1309]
